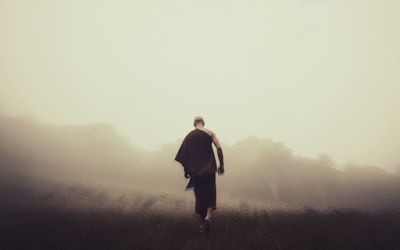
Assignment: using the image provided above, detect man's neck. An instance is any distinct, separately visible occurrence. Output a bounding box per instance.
[195,125,204,129]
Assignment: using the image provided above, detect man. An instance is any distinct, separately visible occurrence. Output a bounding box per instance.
[175,116,224,234]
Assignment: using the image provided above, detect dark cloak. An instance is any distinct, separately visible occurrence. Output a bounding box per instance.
[175,129,217,179]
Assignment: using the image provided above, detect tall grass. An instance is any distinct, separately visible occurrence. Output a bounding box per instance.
[1,204,399,250]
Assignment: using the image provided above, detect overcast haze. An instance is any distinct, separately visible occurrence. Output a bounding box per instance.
[1,0,399,170]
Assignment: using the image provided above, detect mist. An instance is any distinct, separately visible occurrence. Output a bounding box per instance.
[1,113,399,212]
[2,1,400,249]
[1,0,400,171]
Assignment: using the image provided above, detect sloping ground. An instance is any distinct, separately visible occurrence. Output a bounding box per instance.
[1,204,399,250]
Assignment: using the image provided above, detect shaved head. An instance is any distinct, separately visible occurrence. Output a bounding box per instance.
[193,116,205,127]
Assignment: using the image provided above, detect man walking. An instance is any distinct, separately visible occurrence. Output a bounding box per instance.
[175,116,224,234]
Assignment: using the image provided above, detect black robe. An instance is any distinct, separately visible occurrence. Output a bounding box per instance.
[175,128,217,178]
[175,129,217,215]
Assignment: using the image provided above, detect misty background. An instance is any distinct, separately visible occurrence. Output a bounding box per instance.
[1,0,400,171]
[1,113,399,212]
[0,1,400,211]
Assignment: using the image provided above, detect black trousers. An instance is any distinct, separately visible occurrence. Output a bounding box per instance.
[192,173,216,218]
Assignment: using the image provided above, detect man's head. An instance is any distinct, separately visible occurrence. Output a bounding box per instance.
[193,115,205,127]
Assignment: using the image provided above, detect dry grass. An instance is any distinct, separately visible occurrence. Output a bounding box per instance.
[1,204,399,250]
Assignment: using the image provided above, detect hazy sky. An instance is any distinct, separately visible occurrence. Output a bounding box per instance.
[0,0,399,170]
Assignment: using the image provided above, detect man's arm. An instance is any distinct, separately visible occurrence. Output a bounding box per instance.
[211,132,224,174]
[217,147,224,174]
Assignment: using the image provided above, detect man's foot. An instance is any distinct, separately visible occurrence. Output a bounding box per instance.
[198,219,210,235]
[202,219,210,235]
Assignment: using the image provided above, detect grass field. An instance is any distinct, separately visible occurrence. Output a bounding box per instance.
[1,204,400,250]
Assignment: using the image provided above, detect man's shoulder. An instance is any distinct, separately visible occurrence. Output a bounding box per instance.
[186,128,215,138]
[200,128,215,137]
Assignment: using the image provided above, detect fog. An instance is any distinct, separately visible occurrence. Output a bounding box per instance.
[1,0,400,171]
[1,113,399,212]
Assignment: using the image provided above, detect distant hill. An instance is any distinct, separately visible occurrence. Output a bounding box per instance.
[1,113,400,211]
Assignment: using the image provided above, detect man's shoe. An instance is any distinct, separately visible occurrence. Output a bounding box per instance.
[203,219,210,235]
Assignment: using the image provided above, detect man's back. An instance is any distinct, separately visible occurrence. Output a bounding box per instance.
[175,128,217,176]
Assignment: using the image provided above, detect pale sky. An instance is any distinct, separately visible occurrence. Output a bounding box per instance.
[0,0,399,170]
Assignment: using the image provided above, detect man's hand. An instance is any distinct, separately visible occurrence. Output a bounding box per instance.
[184,169,190,179]
[217,165,224,175]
